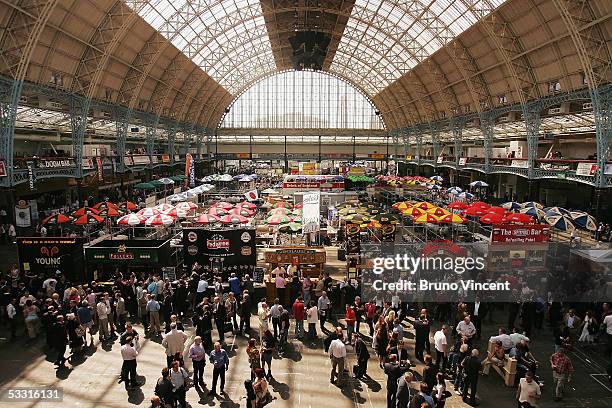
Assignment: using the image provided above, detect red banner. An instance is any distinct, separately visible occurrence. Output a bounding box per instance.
[0,161,6,177]
[96,157,103,181]
[491,224,550,244]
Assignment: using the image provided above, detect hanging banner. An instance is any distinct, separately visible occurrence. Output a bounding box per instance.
[96,157,104,181]
[0,161,6,177]
[302,191,321,234]
[26,161,36,191]
[15,200,31,228]
[245,189,258,201]
[184,153,192,186]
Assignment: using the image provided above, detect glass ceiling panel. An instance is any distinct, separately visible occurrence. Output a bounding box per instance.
[330,0,506,95]
[124,0,275,94]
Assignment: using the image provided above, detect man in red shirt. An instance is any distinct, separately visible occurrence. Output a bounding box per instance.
[345,304,356,343]
[292,296,305,339]
[550,348,574,401]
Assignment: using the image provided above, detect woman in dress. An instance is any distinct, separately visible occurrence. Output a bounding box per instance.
[246,338,262,381]
[578,311,597,345]
[23,299,40,339]
[253,367,272,407]
[374,315,389,368]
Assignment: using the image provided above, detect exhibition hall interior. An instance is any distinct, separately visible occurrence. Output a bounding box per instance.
[0,0,611,407]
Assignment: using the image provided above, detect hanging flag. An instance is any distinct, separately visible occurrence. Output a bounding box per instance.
[26,161,36,191]
[244,189,258,201]
[96,157,103,181]
[184,153,192,188]
[189,156,195,188]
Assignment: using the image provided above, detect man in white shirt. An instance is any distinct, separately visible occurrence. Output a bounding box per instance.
[456,316,477,346]
[6,298,17,339]
[318,291,331,331]
[40,225,47,237]
[516,370,541,407]
[490,327,515,351]
[329,332,347,386]
[433,325,449,373]
[42,277,57,297]
[120,336,138,389]
[603,312,612,357]
[196,275,208,304]
[162,322,188,368]
[96,297,110,340]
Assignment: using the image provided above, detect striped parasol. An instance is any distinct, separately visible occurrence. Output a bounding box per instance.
[116,213,146,226]
[73,213,104,225]
[42,213,71,225]
[119,201,138,211]
[544,214,575,233]
[137,208,160,217]
[569,211,597,231]
[220,214,249,225]
[145,214,175,226]
[195,214,220,225]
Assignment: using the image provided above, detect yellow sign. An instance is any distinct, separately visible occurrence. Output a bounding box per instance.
[302,162,317,175]
[349,166,365,175]
[405,155,412,160]
[368,153,385,159]
[235,153,251,159]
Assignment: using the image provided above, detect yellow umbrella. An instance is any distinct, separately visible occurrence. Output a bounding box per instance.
[414,201,435,210]
[413,213,439,224]
[426,207,450,217]
[392,201,412,211]
[403,207,424,217]
[437,213,466,224]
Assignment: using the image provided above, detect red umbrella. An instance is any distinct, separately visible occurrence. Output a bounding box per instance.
[214,201,234,210]
[73,213,104,225]
[464,207,489,217]
[145,214,175,226]
[72,207,100,217]
[98,207,122,217]
[447,201,468,210]
[274,201,292,209]
[505,213,534,224]
[469,201,491,210]
[220,214,249,224]
[195,214,220,225]
[42,213,71,225]
[293,202,304,209]
[487,206,505,215]
[208,207,228,217]
[480,213,506,225]
[119,201,138,211]
[230,207,254,217]
[93,202,118,210]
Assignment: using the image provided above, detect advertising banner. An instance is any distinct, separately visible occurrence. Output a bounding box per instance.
[575,162,597,176]
[510,160,529,168]
[491,224,550,244]
[458,158,467,166]
[37,158,76,169]
[17,237,84,281]
[132,155,150,165]
[302,191,320,234]
[26,161,36,191]
[96,157,103,181]
[85,240,169,266]
[182,228,256,277]
[15,200,31,228]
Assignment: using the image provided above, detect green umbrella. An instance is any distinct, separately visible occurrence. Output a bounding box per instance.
[280,222,302,232]
[170,176,183,182]
[266,214,291,225]
[134,182,155,190]
[150,180,164,187]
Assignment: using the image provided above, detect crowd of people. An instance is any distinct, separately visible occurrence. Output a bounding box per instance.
[1,260,612,407]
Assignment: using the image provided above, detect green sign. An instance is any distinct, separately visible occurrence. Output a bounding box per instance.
[556,172,566,179]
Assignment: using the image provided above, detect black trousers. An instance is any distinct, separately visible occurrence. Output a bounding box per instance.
[173,385,186,407]
[215,320,225,342]
[357,357,368,378]
[121,359,137,386]
[272,317,280,338]
[387,386,397,408]
[55,344,67,365]
[193,360,205,385]
[462,376,478,403]
[211,366,226,393]
[435,349,447,373]
[473,315,482,339]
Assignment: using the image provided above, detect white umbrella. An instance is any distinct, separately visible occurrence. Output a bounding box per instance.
[544,214,575,233]
[158,177,175,185]
[162,207,188,218]
[156,203,175,212]
[145,214,175,226]
[137,207,160,217]
[469,180,488,188]
[116,213,146,226]
[175,201,198,212]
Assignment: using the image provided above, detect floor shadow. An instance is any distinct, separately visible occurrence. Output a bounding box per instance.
[360,375,382,392]
[55,364,73,380]
[126,387,144,405]
[269,377,290,400]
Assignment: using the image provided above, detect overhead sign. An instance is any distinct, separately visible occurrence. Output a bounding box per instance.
[17,237,84,282]
[37,158,76,169]
[302,191,321,234]
[161,154,170,163]
[458,157,467,166]
[575,162,597,177]
[85,240,169,265]
[26,161,36,190]
[436,156,443,164]
[123,156,134,166]
[132,155,150,165]
[510,159,529,168]
[368,153,385,159]
[182,228,256,276]
[491,224,550,244]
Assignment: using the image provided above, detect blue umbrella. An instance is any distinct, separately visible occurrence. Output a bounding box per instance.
[522,201,543,209]
[502,202,521,211]
[544,206,570,216]
[447,187,462,195]
[469,180,488,188]
[458,192,474,199]
[430,175,443,181]
[569,211,597,231]
[520,207,545,218]
[545,214,575,233]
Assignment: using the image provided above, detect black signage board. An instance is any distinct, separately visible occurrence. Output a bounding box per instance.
[17,237,85,282]
[85,239,170,266]
[183,228,256,279]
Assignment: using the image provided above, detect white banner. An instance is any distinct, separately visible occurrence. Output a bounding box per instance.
[302,191,320,234]
[245,189,258,201]
[575,162,597,177]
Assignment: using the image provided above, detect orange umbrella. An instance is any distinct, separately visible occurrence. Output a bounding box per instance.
[97,207,122,217]
[93,202,118,210]
[73,213,104,225]
[42,214,71,225]
[119,201,138,211]
[413,214,438,224]
[72,207,100,217]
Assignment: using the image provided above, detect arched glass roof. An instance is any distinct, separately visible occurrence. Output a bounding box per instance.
[220,70,385,130]
[125,0,505,96]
